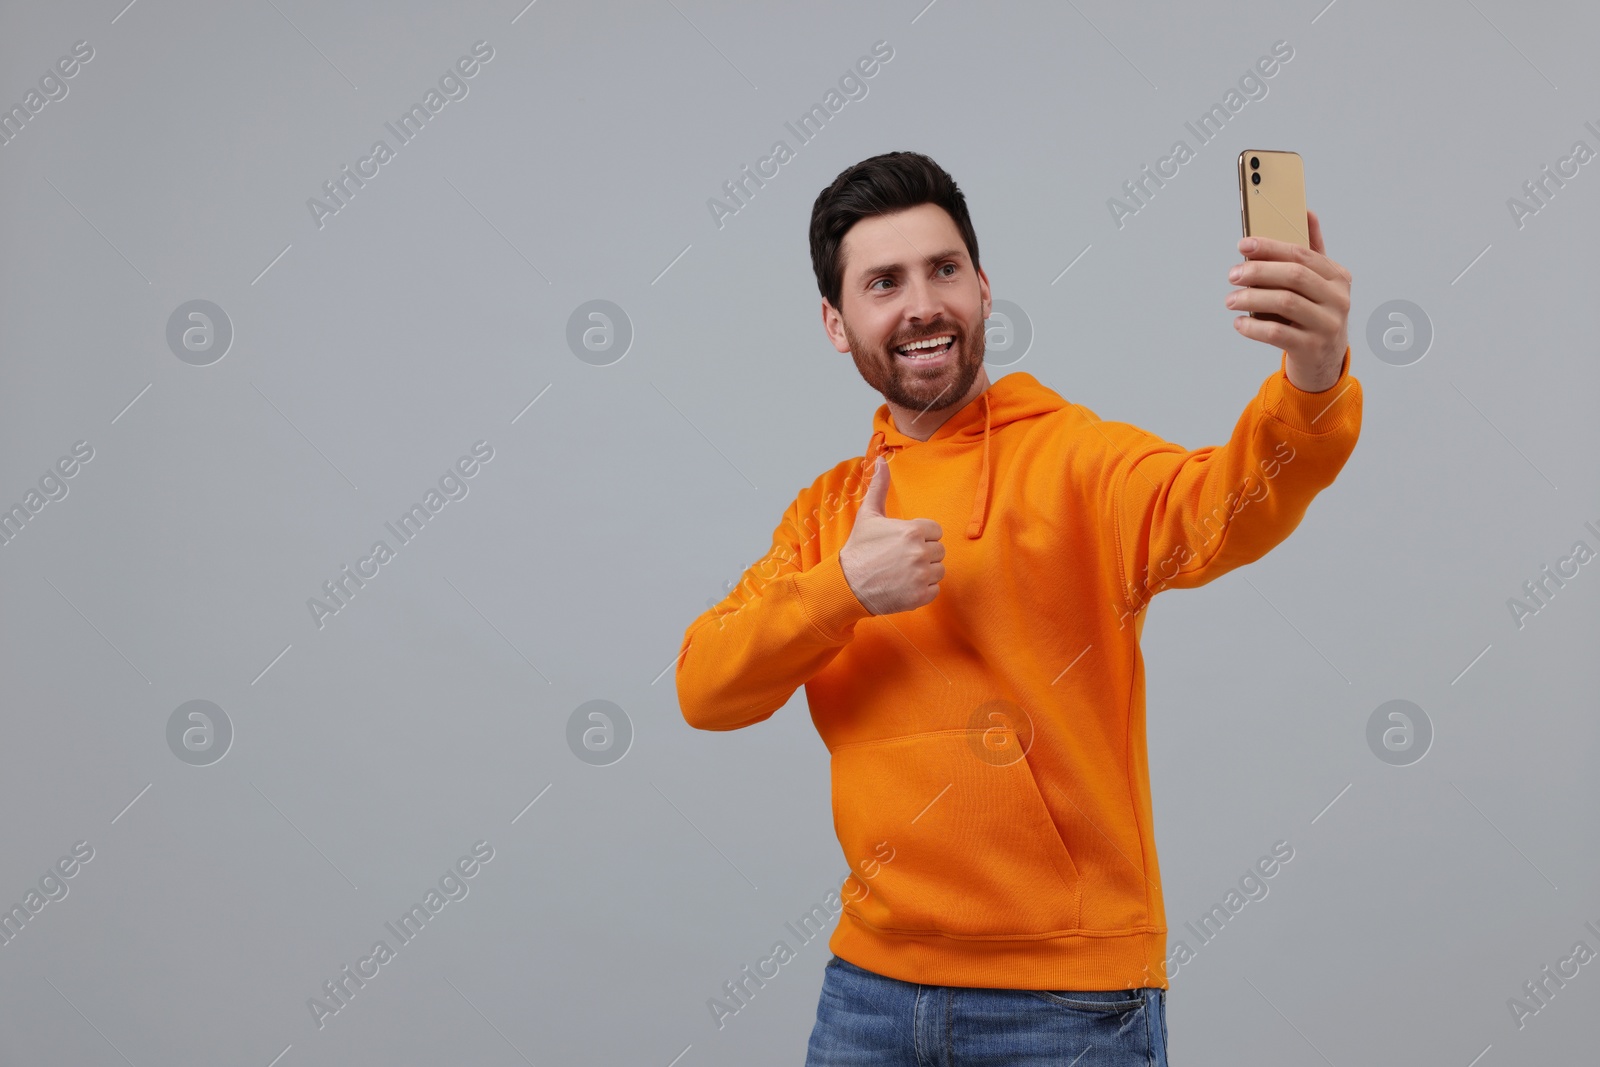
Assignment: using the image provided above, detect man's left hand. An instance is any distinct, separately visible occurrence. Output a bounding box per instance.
[1225,208,1351,393]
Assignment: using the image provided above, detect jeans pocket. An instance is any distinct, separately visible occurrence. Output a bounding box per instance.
[1024,988,1147,1013]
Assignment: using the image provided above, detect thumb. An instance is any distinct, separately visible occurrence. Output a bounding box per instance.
[859,455,890,518]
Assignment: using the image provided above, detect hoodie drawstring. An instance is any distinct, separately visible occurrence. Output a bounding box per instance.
[865,392,993,540]
[867,428,891,469]
[966,390,991,540]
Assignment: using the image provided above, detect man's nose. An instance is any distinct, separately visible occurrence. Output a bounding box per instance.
[900,273,941,322]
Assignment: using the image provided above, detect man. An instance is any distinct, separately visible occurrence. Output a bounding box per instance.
[675,151,1359,1065]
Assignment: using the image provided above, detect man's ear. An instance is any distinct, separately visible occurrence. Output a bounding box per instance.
[821,298,850,354]
[977,265,992,320]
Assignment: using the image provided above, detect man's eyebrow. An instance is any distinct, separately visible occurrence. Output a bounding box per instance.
[856,247,967,281]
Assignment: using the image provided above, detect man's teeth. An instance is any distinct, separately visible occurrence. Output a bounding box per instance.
[896,335,954,357]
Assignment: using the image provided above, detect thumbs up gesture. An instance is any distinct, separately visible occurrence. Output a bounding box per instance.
[839,455,945,615]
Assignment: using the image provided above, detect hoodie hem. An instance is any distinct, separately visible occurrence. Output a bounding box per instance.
[829,909,1170,991]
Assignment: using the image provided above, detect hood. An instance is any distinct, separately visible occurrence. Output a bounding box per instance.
[865,372,1066,539]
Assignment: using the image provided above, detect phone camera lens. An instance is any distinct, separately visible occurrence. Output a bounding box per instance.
[1250,172,1261,186]
[1249,156,1260,169]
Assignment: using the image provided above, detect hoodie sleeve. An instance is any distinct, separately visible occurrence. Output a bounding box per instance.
[1073,347,1361,622]
[676,490,875,732]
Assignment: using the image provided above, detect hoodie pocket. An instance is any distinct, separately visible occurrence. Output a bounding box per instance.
[830,727,1082,938]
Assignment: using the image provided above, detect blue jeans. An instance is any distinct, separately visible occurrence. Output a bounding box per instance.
[806,955,1170,1066]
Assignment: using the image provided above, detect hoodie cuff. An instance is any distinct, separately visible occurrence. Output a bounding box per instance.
[793,551,874,642]
[1264,345,1354,434]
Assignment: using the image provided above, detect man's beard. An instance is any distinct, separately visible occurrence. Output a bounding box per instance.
[844,313,987,418]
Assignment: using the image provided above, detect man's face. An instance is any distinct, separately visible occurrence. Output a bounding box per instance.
[822,203,991,419]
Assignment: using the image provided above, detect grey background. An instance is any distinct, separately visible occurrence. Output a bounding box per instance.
[2,0,1596,1063]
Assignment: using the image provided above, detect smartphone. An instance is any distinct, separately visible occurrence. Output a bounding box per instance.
[1237,150,1308,326]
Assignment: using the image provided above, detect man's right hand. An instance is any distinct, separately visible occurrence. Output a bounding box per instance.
[839,455,945,616]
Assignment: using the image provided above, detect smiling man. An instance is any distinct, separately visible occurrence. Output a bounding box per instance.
[675,151,1361,1066]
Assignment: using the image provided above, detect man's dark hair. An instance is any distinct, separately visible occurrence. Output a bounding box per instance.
[808,151,981,312]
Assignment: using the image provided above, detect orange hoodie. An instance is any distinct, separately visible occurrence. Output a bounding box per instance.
[676,346,1361,991]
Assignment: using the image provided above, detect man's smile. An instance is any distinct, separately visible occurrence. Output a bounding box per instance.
[894,334,956,363]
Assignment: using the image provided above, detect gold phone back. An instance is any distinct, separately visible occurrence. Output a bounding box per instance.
[1240,150,1308,247]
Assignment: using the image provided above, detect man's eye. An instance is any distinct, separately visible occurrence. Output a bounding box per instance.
[869,278,893,290]
[938,263,957,277]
